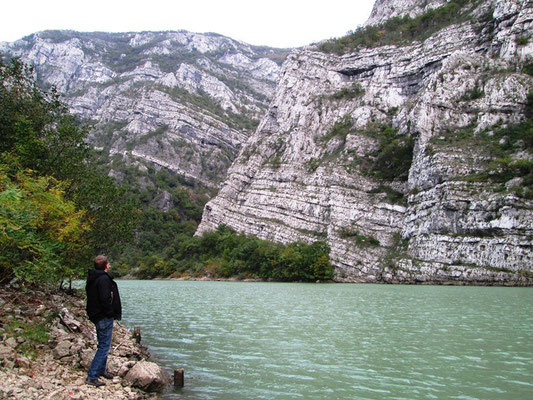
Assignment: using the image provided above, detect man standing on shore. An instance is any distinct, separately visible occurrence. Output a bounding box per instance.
[85,255,122,387]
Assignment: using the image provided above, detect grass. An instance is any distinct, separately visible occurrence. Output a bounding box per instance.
[338,228,380,247]
[368,185,407,205]
[330,82,365,100]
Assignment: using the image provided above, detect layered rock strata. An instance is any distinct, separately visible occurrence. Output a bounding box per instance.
[0,30,286,187]
[197,0,533,284]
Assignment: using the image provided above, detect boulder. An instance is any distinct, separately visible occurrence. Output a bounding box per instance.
[80,348,94,369]
[15,356,31,369]
[4,337,17,348]
[0,344,15,361]
[53,340,72,359]
[80,350,135,378]
[123,360,171,392]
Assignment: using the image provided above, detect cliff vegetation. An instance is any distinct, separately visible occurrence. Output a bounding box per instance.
[319,0,481,54]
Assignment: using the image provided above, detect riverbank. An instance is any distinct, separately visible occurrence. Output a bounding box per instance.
[0,281,170,399]
[132,273,532,286]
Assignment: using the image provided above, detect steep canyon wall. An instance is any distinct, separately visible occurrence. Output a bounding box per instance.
[197,0,533,284]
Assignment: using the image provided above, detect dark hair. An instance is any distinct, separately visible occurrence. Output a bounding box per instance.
[93,255,108,271]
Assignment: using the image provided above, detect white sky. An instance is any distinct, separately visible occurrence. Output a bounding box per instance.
[2,0,376,48]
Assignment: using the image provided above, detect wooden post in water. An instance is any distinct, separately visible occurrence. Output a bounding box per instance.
[133,326,141,343]
[174,368,184,388]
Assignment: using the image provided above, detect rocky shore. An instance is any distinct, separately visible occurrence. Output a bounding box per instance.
[0,282,171,399]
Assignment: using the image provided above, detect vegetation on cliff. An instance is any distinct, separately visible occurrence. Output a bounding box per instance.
[128,225,334,282]
[431,91,533,199]
[319,0,481,54]
[0,58,332,284]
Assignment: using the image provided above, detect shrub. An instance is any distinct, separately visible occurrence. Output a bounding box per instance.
[319,0,478,54]
[361,124,414,181]
[0,160,89,284]
[330,82,365,100]
[516,36,529,46]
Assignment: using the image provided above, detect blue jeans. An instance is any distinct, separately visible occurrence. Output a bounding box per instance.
[87,317,114,380]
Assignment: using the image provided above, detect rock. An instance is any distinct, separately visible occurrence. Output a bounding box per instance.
[117,360,137,378]
[53,340,72,359]
[157,190,174,212]
[505,176,523,188]
[80,349,95,369]
[123,361,171,392]
[35,304,46,316]
[15,356,31,369]
[0,344,15,360]
[59,307,82,332]
[196,0,533,285]
[4,337,17,348]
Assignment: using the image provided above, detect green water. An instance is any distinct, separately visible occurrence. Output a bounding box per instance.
[117,281,533,399]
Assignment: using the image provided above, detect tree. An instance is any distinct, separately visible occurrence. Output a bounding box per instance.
[0,158,89,283]
[0,57,137,283]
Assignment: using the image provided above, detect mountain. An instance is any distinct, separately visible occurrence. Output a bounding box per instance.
[196,0,533,284]
[0,30,288,189]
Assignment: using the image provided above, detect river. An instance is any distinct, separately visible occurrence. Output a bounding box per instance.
[117,280,533,399]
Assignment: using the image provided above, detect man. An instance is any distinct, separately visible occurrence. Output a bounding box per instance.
[85,255,122,387]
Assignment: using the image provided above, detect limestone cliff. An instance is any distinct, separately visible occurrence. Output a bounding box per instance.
[197,0,533,284]
[0,30,287,188]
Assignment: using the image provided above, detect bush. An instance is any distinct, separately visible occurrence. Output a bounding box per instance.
[0,159,89,284]
[319,0,477,54]
[0,58,137,284]
[140,225,334,282]
[361,124,414,181]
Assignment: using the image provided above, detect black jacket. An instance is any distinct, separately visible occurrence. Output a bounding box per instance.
[86,269,122,323]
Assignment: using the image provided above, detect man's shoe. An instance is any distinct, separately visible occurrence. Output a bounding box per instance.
[86,378,106,387]
[101,372,114,379]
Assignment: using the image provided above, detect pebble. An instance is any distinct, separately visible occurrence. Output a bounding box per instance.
[0,286,159,399]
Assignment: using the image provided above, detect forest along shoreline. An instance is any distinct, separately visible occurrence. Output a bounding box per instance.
[0,280,172,399]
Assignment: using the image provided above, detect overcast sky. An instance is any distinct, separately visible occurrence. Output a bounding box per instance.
[1,0,376,48]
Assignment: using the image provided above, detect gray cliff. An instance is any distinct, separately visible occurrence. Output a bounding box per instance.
[197,0,533,284]
[0,30,287,188]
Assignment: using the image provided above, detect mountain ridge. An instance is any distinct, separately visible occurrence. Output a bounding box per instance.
[196,0,533,284]
[1,29,290,190]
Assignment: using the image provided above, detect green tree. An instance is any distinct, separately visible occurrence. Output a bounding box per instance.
[0,57,137,282]
[0,158,89,283]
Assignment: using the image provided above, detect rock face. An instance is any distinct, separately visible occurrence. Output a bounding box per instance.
[0,30,287,188]
[197,0,533,284]
[365,0,449,26]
